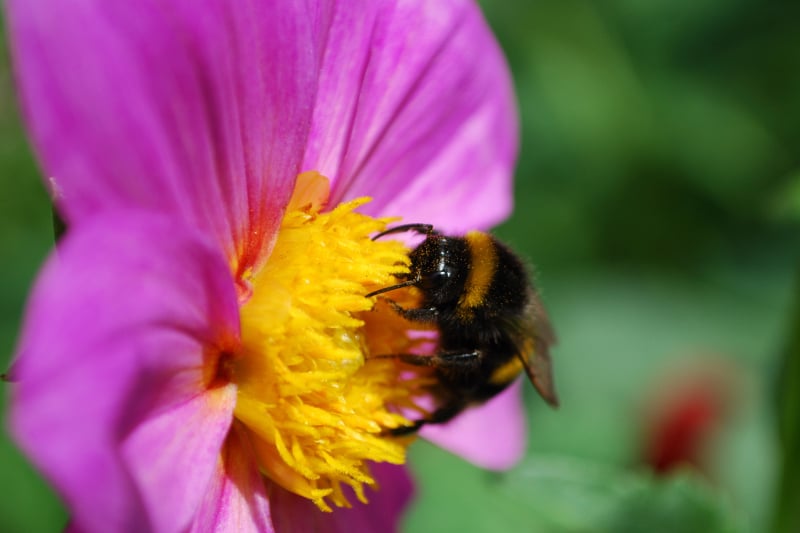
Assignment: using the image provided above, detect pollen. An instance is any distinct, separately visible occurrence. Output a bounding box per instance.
[230,173,425,511]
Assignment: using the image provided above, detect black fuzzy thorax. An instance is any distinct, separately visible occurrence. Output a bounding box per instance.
[417,235,530,400]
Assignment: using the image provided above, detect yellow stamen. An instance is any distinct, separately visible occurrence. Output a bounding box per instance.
[231,176,424,511]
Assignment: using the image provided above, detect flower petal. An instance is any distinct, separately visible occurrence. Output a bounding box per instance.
[124,382,237,533]
[268,463,414,533]
[420,380,527,470]
[5,0,322,273]
[9,212,240,533]
[303,0,518,233]
[190,425,274,533]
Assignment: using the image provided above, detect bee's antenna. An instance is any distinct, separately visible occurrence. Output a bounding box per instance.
[372,223,435,241]
[366,278,419,298]
[368,223,433,296]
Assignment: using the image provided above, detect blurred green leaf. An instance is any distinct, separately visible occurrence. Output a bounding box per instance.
[511,457,743,533]
[769,170,800,222]
[602,471,743,533]
[771,274,800,533]
[406,446,743,533]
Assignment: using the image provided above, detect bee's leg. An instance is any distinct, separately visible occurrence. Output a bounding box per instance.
[389,401,466,436]
[426,402,466,425]
[384,300,439,323]
[371,351,480,369]
[389,420,425,436]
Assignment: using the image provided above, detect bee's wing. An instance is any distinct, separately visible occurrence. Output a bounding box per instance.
[505,290,559,407]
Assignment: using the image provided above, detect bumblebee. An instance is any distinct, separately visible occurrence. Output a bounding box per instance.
[368,223,558,435]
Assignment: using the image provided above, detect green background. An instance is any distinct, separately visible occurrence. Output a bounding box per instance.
[2,0,800,531]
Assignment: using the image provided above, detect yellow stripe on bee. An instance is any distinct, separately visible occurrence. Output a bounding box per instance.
[489,356,524,385]
[459,231,497,310]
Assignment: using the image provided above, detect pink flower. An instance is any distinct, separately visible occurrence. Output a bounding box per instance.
[5,1,521,531]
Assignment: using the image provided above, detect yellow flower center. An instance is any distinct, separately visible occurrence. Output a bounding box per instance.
[229,172,427,511]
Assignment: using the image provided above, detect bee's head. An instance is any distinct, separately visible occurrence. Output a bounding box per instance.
[409,235,469,306]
